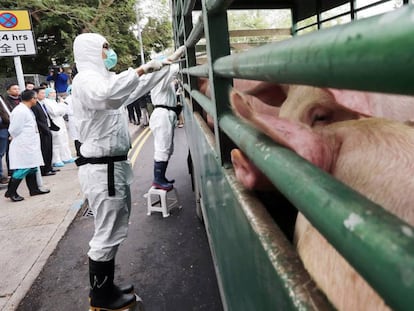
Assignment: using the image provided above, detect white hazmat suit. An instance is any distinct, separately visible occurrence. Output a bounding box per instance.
[72,33,173,262]
[149,63,180,162]
[72,33,184,310]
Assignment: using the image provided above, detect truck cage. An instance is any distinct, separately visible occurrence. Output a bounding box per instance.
[170,0,414,310]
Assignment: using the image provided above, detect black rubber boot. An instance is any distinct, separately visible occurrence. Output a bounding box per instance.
[26,173,50,196]
[89,284,134,299]
[4,178,24,202]
[165,161,175,184]
[152,161,173,191]
[89,258,136,311]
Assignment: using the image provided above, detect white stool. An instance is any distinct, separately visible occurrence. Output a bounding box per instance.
[144,186,182,218]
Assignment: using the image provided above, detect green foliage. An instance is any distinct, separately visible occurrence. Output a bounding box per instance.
[0,0,173,78]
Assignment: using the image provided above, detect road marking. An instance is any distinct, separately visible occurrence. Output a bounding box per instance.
[130,128,152,168]
[129,127,150,154]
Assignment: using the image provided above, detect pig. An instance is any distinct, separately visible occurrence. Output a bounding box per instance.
[229,82,414,190]
[229,85,414,311]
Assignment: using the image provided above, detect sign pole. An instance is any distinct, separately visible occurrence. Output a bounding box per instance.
[13,56,25,91]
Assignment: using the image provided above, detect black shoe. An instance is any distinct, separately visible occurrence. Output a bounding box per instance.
[5,178,24,202]
[51,169,60,172]
[10,194,24,202]
[26,173,50,196]
[30,188,50,196]
[5,191,24,201]
[42,171,56,176]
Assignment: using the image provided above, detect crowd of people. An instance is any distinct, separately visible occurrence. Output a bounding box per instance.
[0,31,186,311]
[0,77,77,201]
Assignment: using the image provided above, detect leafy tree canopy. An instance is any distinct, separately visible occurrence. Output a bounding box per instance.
[0,0,173,78]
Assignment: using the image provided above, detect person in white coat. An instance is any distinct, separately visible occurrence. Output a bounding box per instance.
[71,32,185,311]
[5,90,50,202]
[149,61,182,191]
[64,85,82,157]
[43,87,75,167]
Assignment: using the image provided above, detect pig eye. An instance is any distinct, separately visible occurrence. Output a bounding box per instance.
[310,107,333,126]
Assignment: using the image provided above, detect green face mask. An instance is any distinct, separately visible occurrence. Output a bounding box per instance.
[104,48,118,70]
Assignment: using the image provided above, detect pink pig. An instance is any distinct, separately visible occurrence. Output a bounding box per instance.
[229,83,414,311]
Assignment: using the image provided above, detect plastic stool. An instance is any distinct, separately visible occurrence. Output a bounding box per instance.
[144,186,181,218]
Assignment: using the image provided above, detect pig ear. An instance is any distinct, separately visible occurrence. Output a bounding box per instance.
[325,88,374,117]
[240,81,287,107]
[259,118,333,172]
[230,89,255,120]
[230,88,280,119]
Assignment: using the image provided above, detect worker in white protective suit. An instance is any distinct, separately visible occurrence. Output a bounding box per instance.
[149,61,182,191]
[71,33,185,311]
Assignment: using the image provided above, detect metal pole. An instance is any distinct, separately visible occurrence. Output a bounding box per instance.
[135,5,145,64]
[13,56,25,91]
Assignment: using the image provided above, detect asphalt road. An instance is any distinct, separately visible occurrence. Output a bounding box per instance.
[16,125,223,311]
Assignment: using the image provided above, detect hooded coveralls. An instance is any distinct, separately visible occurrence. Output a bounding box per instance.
[149,64,180,162]
[72,33,169,261]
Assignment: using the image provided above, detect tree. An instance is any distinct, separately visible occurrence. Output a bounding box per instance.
[0,0,173,78]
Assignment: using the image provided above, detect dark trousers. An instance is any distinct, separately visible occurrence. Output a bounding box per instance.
[127,103,141,124]
[40,132,53,174]
[5,138,11,176]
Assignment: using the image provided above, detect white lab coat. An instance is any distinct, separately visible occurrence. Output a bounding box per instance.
[65,95,80,141]
[149,64,179,161]
[9,103,44,169]
[72,33,170,261]
[43,98,72,163]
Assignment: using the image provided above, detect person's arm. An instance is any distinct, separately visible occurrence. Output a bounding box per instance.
[59,72,69,83]
[46,72,55,81]
[8,110,25,138]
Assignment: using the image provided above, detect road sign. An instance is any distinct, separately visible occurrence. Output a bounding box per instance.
[0,10,36,56]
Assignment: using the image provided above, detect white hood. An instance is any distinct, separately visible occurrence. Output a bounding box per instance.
[74,33,108,77]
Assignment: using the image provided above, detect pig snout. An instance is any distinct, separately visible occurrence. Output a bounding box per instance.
[230,149,274,191]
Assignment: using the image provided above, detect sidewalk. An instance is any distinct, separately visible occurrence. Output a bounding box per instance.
[0,162,83,311]
[0,123,142,311]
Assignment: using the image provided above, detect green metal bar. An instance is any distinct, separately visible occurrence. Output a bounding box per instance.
[191,114,334,311]
[176,0,182,18]
[182,64,209,77]
[202,0,233,165]
[205,0,234,14]
[188,87,215,117]
[213,5,414,96]
[185,15,204,48]
[219,112,414,311]
[179,15,185,38]
[183,0,197,16]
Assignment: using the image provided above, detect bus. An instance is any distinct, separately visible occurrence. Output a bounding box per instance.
[170,0,414,310]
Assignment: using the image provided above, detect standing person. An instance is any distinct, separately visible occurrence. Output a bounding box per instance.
[149,62,184,191]
[0,96,10,184]
[4,83,21,177]
[175,79,184,128]
[72,32,185,311]
[4,90,50,202]
[46,66,69,98]
[126,98,141,125]
[4,83,21,112]
[43,88,75,167]
[31,87,60,176]
[138,93,150,127]
[65,85,82,157]
[25,81,35,90]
